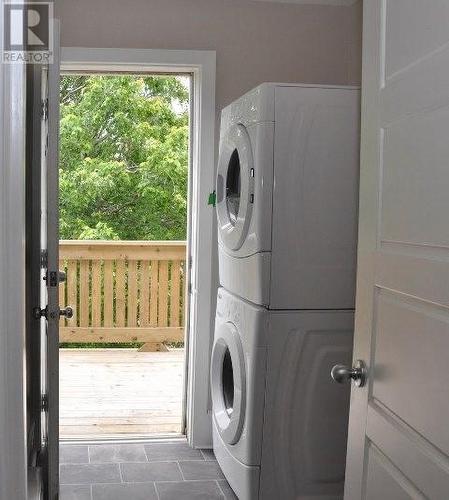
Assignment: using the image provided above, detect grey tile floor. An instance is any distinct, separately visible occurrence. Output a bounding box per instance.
[60,441,238,500]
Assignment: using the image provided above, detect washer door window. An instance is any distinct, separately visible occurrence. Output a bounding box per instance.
[211,322,246,444]
[216,124,254,251]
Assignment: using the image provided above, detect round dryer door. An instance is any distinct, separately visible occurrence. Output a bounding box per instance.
[210,322,246,444]
[216,124,254,251]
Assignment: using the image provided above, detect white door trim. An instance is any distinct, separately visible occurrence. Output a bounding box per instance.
[60,47,216,448]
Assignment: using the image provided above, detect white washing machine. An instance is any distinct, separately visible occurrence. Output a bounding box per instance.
[216,83,360,309]
[211,288,354,500]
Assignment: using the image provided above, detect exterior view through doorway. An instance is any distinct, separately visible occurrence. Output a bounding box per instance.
[58,72,191,439]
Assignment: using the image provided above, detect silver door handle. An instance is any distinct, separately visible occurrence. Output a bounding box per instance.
[331,360,367,387]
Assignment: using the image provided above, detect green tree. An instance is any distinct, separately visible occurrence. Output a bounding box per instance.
[59,75,189,240]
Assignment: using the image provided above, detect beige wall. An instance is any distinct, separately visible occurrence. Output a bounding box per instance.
[55,0,362,115]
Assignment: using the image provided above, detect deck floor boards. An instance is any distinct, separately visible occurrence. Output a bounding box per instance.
[59,348,185,438]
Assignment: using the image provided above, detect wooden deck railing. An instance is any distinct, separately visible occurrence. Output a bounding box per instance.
[58,240,187,348]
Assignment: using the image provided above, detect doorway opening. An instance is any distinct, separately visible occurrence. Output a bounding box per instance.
[58,72,191,439]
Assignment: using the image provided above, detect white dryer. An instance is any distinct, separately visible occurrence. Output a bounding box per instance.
[216,83,360,309]
[211,288,354,500]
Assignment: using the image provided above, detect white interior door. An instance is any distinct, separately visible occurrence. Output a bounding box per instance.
[0,40,28,500]
[341,1,449,498]
[39,23,61,500]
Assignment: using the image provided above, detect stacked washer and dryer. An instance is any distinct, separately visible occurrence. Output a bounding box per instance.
[210,83,360,500]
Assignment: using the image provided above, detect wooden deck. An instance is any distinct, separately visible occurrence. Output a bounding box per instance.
[59,348,185,438]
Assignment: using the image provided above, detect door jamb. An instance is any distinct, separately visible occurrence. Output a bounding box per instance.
[60,47,216,448]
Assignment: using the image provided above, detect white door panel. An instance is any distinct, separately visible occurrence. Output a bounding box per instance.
[344,1,449,498]
[372,291,449,454]
[365,445,424,500]
[381,107,449,246]
[384,0,449,81]
[366,406,449,499]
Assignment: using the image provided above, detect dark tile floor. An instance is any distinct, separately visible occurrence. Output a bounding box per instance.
[60,441,238,500]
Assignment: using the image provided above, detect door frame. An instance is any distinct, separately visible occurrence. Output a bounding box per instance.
[0,56,28,500]
[60,47,216,448]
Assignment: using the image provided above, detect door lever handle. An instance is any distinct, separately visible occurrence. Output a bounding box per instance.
[331,360,367,388]
[33,306,73,320]
[59,306,73,319]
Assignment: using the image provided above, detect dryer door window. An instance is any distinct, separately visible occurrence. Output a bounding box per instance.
[216,124,254,251]
[210,322,246,445]
[225,149,241,226]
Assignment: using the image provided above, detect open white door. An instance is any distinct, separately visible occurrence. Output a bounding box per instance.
[34,23,61,500]
[336,2,449,498]
[0,23,28,500]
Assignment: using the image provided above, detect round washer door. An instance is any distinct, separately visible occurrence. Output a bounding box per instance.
[216,124,254,252]
[210,322,246,445]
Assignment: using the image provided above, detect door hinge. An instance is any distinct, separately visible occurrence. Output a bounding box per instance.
[36,438,47,468]
[41,98,48,120]
[187,256,193,294]
[43,269,66,286]
[41,394,48,412]
[34,306,47,320]
[46,270,59,287]
[40,249,48,268]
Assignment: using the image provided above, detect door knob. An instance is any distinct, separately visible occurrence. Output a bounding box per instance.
[33,306,73,320]
[331,360,367,387]
[59,306,73,319]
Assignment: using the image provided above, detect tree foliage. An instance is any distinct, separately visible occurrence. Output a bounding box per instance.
[59,75,189,240]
